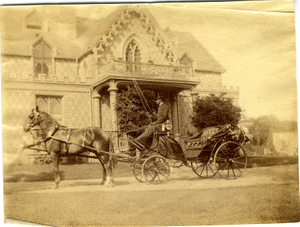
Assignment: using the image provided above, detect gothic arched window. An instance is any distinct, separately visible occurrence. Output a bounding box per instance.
[33,40,52,78]
[125,40,141,72]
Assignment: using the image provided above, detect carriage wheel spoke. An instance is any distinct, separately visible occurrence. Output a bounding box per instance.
[232,147,241,158]
[215,141,247,180]
[208,162,216,174]
[142,156,170,184]
[231,163,236,177]
[227,163,231,178]
[231,162,242,173]
[219,162,230,174]
[219,147,230,159]
[233,160,246,166]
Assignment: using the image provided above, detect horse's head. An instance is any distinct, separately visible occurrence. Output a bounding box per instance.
[24,106,58,134]
[24,106,43,132]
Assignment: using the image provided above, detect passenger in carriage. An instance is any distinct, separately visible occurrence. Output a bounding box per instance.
[130,94,169,151]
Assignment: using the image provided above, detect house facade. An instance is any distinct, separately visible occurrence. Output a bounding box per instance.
[1,5,239,154]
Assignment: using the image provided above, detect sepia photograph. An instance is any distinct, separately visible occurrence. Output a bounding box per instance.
[1,0,299,226]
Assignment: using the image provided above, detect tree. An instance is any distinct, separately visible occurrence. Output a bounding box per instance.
[190,93,242,130]
[116,86,157,132]
[249,115,282,149]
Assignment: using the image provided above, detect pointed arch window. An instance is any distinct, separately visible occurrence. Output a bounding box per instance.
[33,40,52,78]
[125,40,141,72]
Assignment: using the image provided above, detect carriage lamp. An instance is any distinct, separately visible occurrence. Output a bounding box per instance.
[165,120,173,136]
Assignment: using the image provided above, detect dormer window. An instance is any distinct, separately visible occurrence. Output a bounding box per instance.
[179,53,193,67]
[33,39,52,78]
[26,11,42,30]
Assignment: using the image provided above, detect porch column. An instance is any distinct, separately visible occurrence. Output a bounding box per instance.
[108,80,118,132]
[92,90,101,127]
[191,91,199,103]
[172,94,180,142]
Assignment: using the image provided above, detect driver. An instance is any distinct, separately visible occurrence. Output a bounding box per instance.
[130,95,169,150]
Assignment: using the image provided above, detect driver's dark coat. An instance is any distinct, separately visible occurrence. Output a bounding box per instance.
[153,102,169,125]
[136,102,169,146]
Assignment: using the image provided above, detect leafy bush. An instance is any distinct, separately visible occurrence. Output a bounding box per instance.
[116,86,157,132]
[33,156,53,165]
[191,93,242,130]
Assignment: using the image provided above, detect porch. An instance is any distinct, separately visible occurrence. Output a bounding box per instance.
[91,75,199,153]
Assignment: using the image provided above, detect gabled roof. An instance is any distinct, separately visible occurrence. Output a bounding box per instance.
[76,5,180,60]
[164,28,226,73]
[1,5,225,73]
[1,6,83,59]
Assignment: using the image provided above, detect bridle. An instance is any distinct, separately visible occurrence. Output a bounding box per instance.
[27,111,57,139]
[28,112,44,128]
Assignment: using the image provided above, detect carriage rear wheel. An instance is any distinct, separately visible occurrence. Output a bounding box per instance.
[214,141,247,180]
[191,156,218,178]
[142,155,170,184]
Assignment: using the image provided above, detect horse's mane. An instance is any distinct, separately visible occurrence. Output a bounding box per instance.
[39,111,70,129]
[40,111,59,125]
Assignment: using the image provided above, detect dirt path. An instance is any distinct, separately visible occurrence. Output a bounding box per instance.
[4,164,299,194]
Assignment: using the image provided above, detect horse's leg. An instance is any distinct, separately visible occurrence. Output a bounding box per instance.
[95,153,107,185]
[51,152,60,189]
[104,157,115,187]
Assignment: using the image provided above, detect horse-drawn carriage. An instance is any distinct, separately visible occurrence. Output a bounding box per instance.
[23,107,247,188]
[126,122,247,183]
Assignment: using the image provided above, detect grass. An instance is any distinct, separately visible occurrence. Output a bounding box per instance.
[3,155,298,183]
[3,162,134,183]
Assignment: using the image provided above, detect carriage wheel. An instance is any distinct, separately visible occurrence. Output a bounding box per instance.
[214,141,247,180]
[142,155,170,184]
[132,162,145,182]
[191,157,218,178]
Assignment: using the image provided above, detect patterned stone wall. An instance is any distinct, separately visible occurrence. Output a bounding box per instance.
[100,91,112,131]
[55,59,77,81]
[2,88,91,154]
[1,55,33,76]
[2,89,36,154]
[196,71,222,88]
[63,92,91,128]
[178,91,197,137]
[1,55,78,80]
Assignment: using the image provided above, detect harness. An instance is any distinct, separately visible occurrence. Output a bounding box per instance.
[61,128,72,155]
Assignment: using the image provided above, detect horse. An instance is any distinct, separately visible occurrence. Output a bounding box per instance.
[23,106,116,188]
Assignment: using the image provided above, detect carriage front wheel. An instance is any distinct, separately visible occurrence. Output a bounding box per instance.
[142,155,170,184]
[214,141,247,180]
[132,162,145,182]
[191,156,218,178]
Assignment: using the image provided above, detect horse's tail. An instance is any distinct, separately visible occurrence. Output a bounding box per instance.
[108,134,117,170]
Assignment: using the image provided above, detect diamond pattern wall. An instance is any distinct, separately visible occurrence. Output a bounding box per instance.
[1,55,32,75]
[2,89,35,154]
[55,59,77,81]
[2,88,92,154]
[100,91,112,131]
[178,93,197,136]
[63,92,91,128]
[197,72,222,88]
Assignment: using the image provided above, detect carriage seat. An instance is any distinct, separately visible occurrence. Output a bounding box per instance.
[185,124,231,150]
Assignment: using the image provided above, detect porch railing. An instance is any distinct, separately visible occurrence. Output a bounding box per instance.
[100,60,193,80]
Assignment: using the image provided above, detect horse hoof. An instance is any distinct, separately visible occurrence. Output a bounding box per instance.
[104,182,115,187]
[100,180,105,185]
